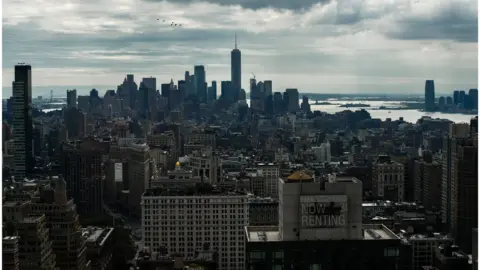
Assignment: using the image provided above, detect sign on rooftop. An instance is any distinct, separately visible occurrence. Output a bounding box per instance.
[300,195,348,228]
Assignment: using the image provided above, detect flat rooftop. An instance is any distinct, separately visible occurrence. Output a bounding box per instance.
[83,227,114,246]
[143,183,248,197]
[245,224,400,242]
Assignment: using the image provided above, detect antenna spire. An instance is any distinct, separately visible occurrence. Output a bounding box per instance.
[235,33,237,49]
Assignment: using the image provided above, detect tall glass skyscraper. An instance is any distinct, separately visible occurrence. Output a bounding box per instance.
[424,80,435,111]
[231,33,242,101]
[12,64,33,180]
[194,65,206,103]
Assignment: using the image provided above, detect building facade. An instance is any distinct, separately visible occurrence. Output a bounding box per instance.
[141,184,249,270]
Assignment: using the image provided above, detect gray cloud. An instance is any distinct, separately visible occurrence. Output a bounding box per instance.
[146,0,331,10]
[385,7,478,43]
[2,0,477,94]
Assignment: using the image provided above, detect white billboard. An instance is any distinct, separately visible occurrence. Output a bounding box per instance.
[300,195,348,228]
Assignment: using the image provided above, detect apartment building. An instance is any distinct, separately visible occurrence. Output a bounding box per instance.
[141,184,249,270]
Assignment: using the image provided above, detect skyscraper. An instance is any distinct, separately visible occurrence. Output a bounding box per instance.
[231,33,242,94]
[194,65,206,103]
[66,89,77,109]
[424,80,435,111]
[12,64,33,181]
[469,88,478,110]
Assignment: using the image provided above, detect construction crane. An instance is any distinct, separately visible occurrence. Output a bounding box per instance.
[251,73,256,80]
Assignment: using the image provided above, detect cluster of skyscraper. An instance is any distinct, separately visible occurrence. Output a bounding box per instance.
[424,80,478,112]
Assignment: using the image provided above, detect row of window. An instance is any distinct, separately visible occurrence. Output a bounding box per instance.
[144,227,245,234]
[143,219,246,225]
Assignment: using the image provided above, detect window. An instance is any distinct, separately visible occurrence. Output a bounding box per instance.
[384,247,399,257]
[250,251,265,260]
[274,251,284,259]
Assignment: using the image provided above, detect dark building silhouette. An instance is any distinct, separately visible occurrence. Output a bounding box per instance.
[424,80,435,111]
[453,90,460,105]
[459,91,466,107]
[450,138,478,253]
[231,34,242,95]
[221,81,233,102]
[12,64,33,181]
[194,65,207,103]
[469,88,478,110]
[61,139,108,216]
[67,89,77,109]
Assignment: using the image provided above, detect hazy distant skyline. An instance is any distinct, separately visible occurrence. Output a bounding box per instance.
[3,0,478,96]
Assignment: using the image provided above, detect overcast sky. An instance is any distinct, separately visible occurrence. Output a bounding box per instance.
[3,0,478,94]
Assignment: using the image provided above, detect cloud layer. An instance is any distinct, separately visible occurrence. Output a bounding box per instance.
[3,0,478,96]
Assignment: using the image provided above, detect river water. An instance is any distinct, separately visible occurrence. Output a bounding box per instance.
[308,100,475,123]
[42,99,475,124]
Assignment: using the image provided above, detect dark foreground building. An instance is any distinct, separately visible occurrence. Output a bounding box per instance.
[245,224,410,270]
[244,172,411,270]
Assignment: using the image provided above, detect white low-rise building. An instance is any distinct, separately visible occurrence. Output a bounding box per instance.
[141,184,249,270]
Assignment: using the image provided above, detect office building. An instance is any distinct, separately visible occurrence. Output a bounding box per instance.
[256,163,280,198]
[78,95,90,112]
[127,143,152,215]
[399,233,453,270]
[3,236,20,270]
[312,142,331,163]
[414,153,442,210]
[263,80,272,97]
[372,155,405,201]
[67,89,77,109]
[450,137,477,253]
[285,88,299,113]
[189,148,219,183]
[425,80,435,111]
[194,65,207,103]
[207,80,217,104]
[441,123,470,230]
[141,184,249,270]
[61,138,108,216]
[12,64,33,180]
[433,244,470,270]
[248,197,278,226]
[17,215,57,269]
[245,173,408,270]
[30,177,89,269]
[221,81,233,103]
[469,88,478,110]
[231,34,242,95]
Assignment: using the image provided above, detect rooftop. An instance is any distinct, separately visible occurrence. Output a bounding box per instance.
[286,171,313,182]
[3,236,19,242]
[143,183,248,197]
[399,232,452,241]
[245,224,400,242]
[248,196,278,204]
[82,226,114,247]
[363,224,400,240]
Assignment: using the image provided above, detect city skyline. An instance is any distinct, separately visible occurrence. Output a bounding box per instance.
[3,0,478,95]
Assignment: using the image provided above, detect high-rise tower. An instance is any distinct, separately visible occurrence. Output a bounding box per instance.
[194,65,206,103]
[231,33,242,98]
[12,64,33,181]
[424,80,435,111]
